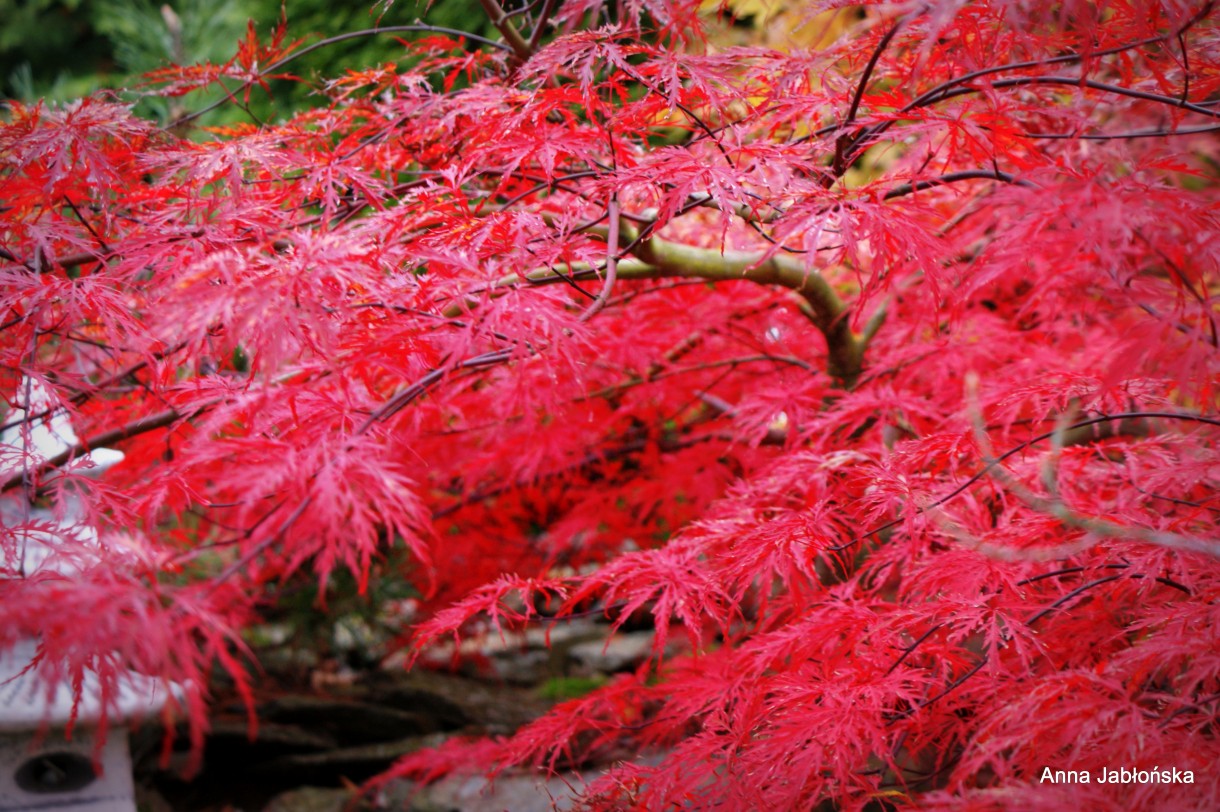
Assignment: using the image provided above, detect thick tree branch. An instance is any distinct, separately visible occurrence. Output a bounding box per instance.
[630,239,861,385]
[459,239,863,385]
[478,0,535,63]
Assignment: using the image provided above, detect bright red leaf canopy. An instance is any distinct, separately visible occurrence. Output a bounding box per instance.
[2,1,1219,809]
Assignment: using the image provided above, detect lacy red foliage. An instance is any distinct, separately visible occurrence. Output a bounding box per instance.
[2,1,1219,809]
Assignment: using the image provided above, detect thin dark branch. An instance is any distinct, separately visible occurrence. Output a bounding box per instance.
[1178,29,1192,105]
[885,623,944,676]
[933,75,1220,119]
[0,341,193,434]
[171,24,514,127]
[887,656,989,721]
[502,0,545,21]
[1018,123,1220,139]
[1018,564,1191,595]
[431,418,786,521]
[1157,691,1220,728]
[1130,481,1220,514]
[847,70,1220,165]
[836,13,909,173]
[1025,575,1125,626]
[902,3,1213,115]
[1,403,211,493]
[204,496,314,591]
[889,559,1191,725]
[882,169,1034,200]
[356,349,516,434]
[527,0,558,52]
[845,17,906,127]
[829,2,1215,161]
[0,247,24,265]
[60,196,110,256]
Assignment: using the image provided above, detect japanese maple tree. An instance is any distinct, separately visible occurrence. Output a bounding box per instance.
[2,0,1219,808]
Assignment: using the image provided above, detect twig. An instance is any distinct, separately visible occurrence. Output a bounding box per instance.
[882,169,1036,200]
[170,24,515,128]
[836,14,908,174]
[579,197,620,322]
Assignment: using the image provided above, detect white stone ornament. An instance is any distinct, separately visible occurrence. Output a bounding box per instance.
[0,640,170,812]
[1,378,175,812]
[0,730,136,812]
[0,378,125,485]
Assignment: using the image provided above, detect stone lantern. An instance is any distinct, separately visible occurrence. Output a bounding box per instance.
[0,639,173,812]
[1,379,177,811]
